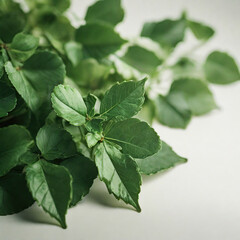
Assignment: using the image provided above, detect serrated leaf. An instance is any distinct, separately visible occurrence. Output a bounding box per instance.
[75,22,126,58]
[170,78,217,116]
[0,172,34,215]
[0,81,17,117]
[5,51,65,113]
[136,141,187,175]
[188,20,214,41]
[51,85,87,126]
[61,155,98,206]
[0,125,33,177]
[121,45,162,74]
[204,51,240,84]
[36,124,77,161]
[25,160,72,229]
[105,118,160,158]
[154,94,192,129]
[141,17,186,49]
[94,141,141,211]
[9,33,39,62]
[100,79,146,120]
[85,0,124,26]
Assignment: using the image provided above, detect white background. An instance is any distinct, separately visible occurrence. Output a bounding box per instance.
[1,0,240,239]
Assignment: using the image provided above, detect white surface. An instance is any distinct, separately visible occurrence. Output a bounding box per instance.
[1,0,240,239]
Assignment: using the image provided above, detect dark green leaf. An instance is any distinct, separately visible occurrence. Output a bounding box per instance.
[75,22,126,58]
[204,51,240,84]
[36,124,77,160]
[105,118,160,158]
[25,160,72,229]
[0,55,4,78]
[84,94,98,117]
[100,79,146,120]
[0,172,34,215]
[0,125,33,176]
[121,45,162,74]
[61,155,98,206]
[85,0,124,26]
[51,85,87,126]
[94,141,141,211]
[136,141,187,175]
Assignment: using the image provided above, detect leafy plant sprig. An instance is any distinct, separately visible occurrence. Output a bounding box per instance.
[0,0,239,228]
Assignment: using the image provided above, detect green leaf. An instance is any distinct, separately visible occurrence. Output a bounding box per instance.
[51,85,87,126]
[121,45,162,74]
[94,141,141,211]
[9,33,39,62]
[170,78,217,116]
[100,79,146,120]
[136,141,187,175]
[0,172,34,215]
[85,0,124,26]
[36,124,77,161]
[0,125,33,177]
[5,51,65,113]
[61,155,98,206]
[84,94,98,117]
[75,22,126,58]
[105,118,160,158]
[204,51,240,84]
[188,20,214,41]
[0,55,4,78]
[25,160,72,229]
[0,81,17,117]
[154,94,192,129]
[85,132,102,148]
[141,17,186,49]
[65,42,83,66]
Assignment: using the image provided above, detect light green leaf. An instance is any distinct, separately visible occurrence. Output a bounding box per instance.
[25,160,72,229]
[36,124,77,161]
[0,172,34,215]
[0,125,33,177]
[204,51,240,84]
[170,78,217,116]
[94,141,141,211]
[100,79,146,120]
[51,85,87,126]
[65,42,83,66]
[0,81,17,117]
[188,20,214,41]
[121,45,162,74]
[85,0,124,26]
[141,17,186,49]
[136,141,187,175]
[105,118,160,158]
[86,132,102,148]
[61,155,98,206]
[5,51,65,113]
[154,94,192,129]
[9,33,39,62]
[75,22,126,58]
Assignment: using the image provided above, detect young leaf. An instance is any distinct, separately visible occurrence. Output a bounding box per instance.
[141,17,186,49]
[136,141,187,175]
[51,84,87,126]
[84,94,98,117]
[94,141,141,212]
[204,51,240,84]
[0,172,34,215]
[121,45,162,74]
[9,33,39,62]
[100,79,146,120]
[154,94,192,129]
[65,42,83,66]
[85,0,124,26]
[75,22,126,58]
[0,125,33,177]
[60,155,98,206]
[170,78,217,116]
[25,160,72,229]
[188,20,214,41]
[36,124,77,161]
[86,132,102,148]
[105,118,160,158]
[0,81,17,117]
